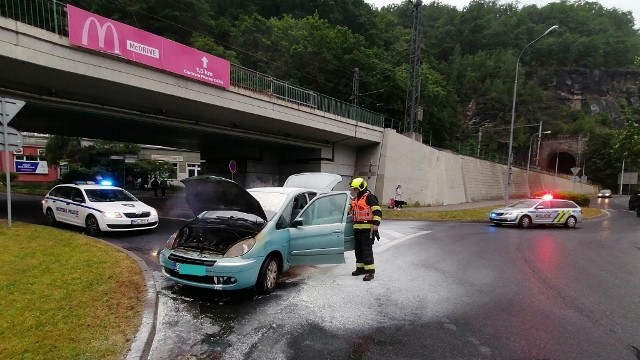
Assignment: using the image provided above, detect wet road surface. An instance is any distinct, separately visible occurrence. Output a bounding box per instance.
[2,194,640,359]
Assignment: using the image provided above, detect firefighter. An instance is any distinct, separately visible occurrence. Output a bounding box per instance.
[349,177,382,281]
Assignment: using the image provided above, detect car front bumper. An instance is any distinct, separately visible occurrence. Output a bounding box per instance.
[489,213,519,224]
[99,215,159,231]
[159,249,262,290]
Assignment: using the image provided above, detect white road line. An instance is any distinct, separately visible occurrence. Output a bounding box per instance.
[375,231,432,253]
[380,229,405,238]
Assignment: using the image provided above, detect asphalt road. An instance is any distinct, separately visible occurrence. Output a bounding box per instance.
[2,193,640,359]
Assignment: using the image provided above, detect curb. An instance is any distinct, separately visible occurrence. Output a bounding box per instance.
[93,237,158,360]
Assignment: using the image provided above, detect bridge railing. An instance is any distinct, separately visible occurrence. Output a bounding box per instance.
[1,0,67,36]
[1,0,386,128]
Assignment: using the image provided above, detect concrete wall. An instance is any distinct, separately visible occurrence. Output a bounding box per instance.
[375,129,598,206]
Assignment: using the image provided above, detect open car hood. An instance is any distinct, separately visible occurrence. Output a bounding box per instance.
[181,176,267,221]
[283,173,342,191]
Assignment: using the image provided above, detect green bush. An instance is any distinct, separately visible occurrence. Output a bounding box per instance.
[0,172,19,184]
[532,191,591,207]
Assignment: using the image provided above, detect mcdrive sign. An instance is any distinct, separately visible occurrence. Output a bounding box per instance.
[66,5,230,89]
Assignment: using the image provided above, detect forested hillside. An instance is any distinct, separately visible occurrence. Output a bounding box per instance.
[65,0,640,159]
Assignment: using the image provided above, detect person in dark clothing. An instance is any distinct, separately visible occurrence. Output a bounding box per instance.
[349,177,382,281]
[150,177,159,198]
[159,179,168,198]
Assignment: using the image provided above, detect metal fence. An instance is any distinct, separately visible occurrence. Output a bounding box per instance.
[0,0,67,36]
[231,65,385,127]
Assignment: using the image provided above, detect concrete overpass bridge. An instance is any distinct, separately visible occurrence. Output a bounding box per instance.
[0,1,388,189]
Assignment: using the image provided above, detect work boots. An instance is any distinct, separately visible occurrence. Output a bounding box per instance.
[352,268,366,276]
[363,273,374,281]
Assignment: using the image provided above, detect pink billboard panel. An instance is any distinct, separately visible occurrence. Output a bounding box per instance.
[66,5,230,89]
[162,39,230,89]
[67,5,164,69]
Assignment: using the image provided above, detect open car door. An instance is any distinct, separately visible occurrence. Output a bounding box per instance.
[288,192,351,266]
[283,173,343,191]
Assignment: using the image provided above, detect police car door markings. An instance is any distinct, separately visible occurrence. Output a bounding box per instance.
[45,196,103,213]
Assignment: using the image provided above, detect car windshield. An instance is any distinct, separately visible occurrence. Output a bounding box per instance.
[507,199,540,208]
[84,189,138,202]
[601,190,611,194]
[247,191,289,220]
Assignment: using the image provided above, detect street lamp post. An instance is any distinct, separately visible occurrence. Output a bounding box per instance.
[504,25,559,206]
[526,130,551,197]
[553,146,570,186]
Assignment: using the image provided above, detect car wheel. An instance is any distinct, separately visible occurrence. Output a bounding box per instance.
[564,216,577,228]
[85,215,101,237]
[255,255,279,295]
[630,205,636,211]
[518,215,532,229]
[45,208,57,227]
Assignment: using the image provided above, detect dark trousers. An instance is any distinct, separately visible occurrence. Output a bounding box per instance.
[354,230,375,273]
[160,187,166,197]
[152,188,158,197]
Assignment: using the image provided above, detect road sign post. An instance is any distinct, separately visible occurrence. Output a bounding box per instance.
[1,97,26,228]
[229,160,236,181]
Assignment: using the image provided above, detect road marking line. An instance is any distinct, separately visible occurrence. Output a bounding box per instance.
[375,231,432,253]
[380,229,405,238]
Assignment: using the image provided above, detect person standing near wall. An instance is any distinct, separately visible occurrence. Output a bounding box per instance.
[394,185,406,209]
[349,178,382,281]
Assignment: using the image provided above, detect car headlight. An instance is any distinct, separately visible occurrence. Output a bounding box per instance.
[150,209,158,217]
[103,212,123,218]
[166,231,179,250]
[224,238,256,258]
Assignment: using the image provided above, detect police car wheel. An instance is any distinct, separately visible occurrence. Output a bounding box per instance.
[45,208,57,227]
[564,216,577,228]
[85,215,101,236]
[518,215,532,228]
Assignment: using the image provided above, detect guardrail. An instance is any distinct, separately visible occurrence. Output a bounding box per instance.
[1,0,386,128]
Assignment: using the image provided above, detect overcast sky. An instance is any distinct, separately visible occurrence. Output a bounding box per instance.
[366,0,640,28]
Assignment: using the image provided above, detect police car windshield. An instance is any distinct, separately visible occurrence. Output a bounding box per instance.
[507,199,540,208]
[84,189,138,202]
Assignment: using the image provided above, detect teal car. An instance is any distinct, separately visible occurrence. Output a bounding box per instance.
[159,173,355,294]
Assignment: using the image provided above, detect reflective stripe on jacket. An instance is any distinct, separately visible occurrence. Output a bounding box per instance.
[351,192,382,230]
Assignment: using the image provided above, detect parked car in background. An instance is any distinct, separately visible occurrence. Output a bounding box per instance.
[597,189,613,198]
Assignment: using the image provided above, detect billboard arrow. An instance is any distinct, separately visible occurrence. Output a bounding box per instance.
[202,56,208,68]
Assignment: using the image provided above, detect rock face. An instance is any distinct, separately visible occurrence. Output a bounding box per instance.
[554,68,640,128]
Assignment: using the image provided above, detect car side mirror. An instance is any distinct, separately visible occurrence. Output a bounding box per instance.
[291,218,304,228]
[535,206,544,209]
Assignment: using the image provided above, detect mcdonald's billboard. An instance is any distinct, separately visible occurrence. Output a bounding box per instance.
[66,5,230,89]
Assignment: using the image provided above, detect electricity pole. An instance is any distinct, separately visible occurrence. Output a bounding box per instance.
[404,0,423,135]
[351,68,360,106]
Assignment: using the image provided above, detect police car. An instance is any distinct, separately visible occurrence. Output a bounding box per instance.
[42,181,159,236]
[488,194,583,228]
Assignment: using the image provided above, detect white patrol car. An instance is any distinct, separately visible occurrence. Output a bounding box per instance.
[42,181,159,236]
[489,195,583,228]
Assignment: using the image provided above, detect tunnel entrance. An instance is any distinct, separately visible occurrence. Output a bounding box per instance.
[548,151,577,175]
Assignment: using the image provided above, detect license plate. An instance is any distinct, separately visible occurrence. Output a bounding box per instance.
[131,219,149,225]
[174,263,206,276]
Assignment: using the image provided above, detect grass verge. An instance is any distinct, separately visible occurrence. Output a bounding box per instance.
[382,206,604,222]
[0,222,145,360]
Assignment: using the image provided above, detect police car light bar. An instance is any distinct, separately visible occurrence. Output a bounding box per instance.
[73,181,96,185]
[541,194,553,200]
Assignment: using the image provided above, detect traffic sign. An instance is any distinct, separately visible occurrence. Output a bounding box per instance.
[0,97,25,126]
[571,176,580,183]
[229,160,237,173]
[1,97,26,229]
[0,126,24,152]
[570,166,581,175]
[581,175,588,183]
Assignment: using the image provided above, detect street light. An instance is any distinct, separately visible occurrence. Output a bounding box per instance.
[526,130,551,197]
[504,25,559,206]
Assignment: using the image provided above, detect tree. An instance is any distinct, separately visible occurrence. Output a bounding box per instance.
[583,130,623,189]
[44,136,83,165]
